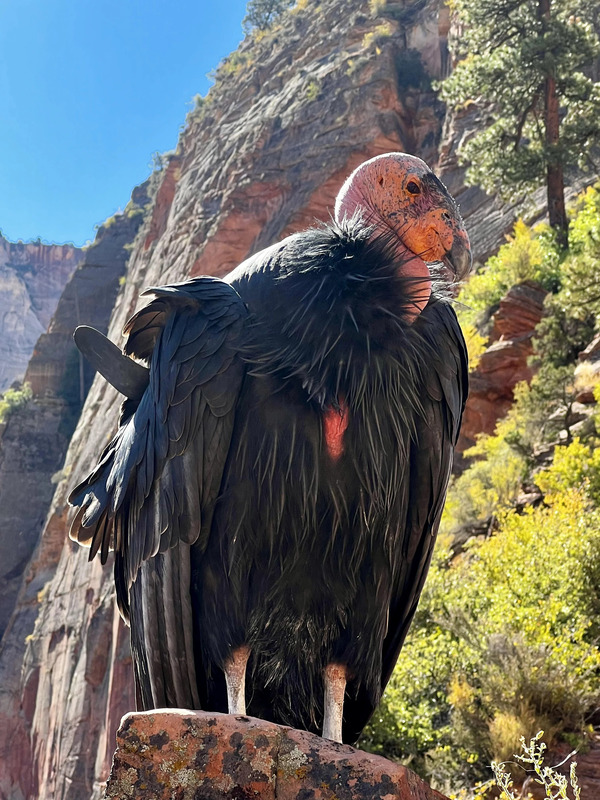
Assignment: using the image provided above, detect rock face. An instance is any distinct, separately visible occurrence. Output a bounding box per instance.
[457,280,548,453]
[0,235,84,391]
[105,710,448,800]
[0,185,150,800]
[0,1,580,799]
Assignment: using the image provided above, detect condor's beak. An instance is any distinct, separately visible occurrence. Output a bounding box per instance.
[443,228,472,283]
[399,181,472,283]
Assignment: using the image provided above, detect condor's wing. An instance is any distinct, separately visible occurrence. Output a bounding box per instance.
[343,300,468,744]
[69,276,248,622]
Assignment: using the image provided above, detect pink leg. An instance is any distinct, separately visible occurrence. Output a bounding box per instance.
[322,663,347,742]
[224,646,250,715]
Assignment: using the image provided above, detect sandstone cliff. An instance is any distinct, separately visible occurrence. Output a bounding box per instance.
[0,1,579,798]
[0,235,84,392]
[0,184,150,800]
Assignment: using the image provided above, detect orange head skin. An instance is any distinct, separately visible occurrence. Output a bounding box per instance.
[335,153,471,318]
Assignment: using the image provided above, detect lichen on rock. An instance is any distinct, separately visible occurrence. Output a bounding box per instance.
[105,710,448,800]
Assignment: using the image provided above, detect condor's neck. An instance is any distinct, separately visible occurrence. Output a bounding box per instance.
[334,203,432,320]
[371,222,432,320]
[237,221,435,411]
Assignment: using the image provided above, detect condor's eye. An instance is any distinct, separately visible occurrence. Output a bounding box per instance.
[406,181,421,195]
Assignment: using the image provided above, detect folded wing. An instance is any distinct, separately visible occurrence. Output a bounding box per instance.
[69,277,248,621]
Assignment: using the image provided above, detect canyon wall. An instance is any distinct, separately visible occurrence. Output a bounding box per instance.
[0,236,84,392]
[0,185,151,800]
[0,1,575,798]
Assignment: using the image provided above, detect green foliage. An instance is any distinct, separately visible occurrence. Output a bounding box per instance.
[491,732,581,800]
[457,194,596,460]
[123,202,144,220]
[191,94,205,113]
[362,21,394,51]
[369,0,387,15]
[442,416,528,533]
[558,184,600,319]
[100,214,118,230]
[508,368,579,454]
[362,490,600,789]
[515,284,595,450]
[458,219,560,319]
[221,50,253,77]
[536,437,600,505]
[0,383,33,423]
[185,92,215,125]
[455,312,487,372]
[149,150,169,173]
[569,183,600,256]
[305,79,320,101]
[533,299,595,370]
[242,0,293,32]
[369,0,428,24]
[437,0,600,222]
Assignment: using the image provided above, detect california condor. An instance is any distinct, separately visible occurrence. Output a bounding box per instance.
[69,152,470,743]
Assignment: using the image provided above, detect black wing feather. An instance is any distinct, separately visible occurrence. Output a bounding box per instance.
[69,277,248,619]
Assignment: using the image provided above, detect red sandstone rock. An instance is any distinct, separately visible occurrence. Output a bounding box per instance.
[144,157,181,251]
[489,280,548,343]
[105,710,448,800]
[458,281,547,452]
[579,333,600,362]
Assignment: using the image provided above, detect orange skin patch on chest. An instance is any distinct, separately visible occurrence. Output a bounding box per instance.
[323,402,349,461]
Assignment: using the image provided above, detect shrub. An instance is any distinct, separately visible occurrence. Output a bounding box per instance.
[441,415,528,535]
[455,315,487,371]
[0,383,33,423]
[532,297,595,371]
[242,0,293,32]
[362,21,394,51]
[305,79,320,101]
[459,220,560,319]
[369,0,387,15]
[362,490,600,790]
[216,50,253,78]
[491,732,581,800]
[557,184,600,320]
[536,437,600,505]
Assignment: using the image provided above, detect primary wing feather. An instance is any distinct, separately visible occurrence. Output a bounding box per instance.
[69,277,248,620]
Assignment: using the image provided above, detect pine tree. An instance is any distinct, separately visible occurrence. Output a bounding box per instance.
[439,0,600,249]
[242,0,294,33]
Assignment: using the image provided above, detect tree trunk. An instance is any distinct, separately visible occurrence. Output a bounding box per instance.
[540,0,569,249]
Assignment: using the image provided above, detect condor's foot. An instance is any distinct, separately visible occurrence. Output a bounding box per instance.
[322,663,347,742]
[224,645,251,715]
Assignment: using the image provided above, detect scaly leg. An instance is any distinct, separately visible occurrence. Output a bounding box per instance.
[224,645,251,715]
[322,663,347,742]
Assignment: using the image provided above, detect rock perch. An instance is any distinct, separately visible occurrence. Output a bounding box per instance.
[105,709,449,799]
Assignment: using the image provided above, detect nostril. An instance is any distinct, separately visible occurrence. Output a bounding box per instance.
[442,211,451,222]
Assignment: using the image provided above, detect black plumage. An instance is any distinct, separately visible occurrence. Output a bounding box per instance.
[70,155,469,744]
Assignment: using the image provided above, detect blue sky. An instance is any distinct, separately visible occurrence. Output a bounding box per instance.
[0,0,249,246]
